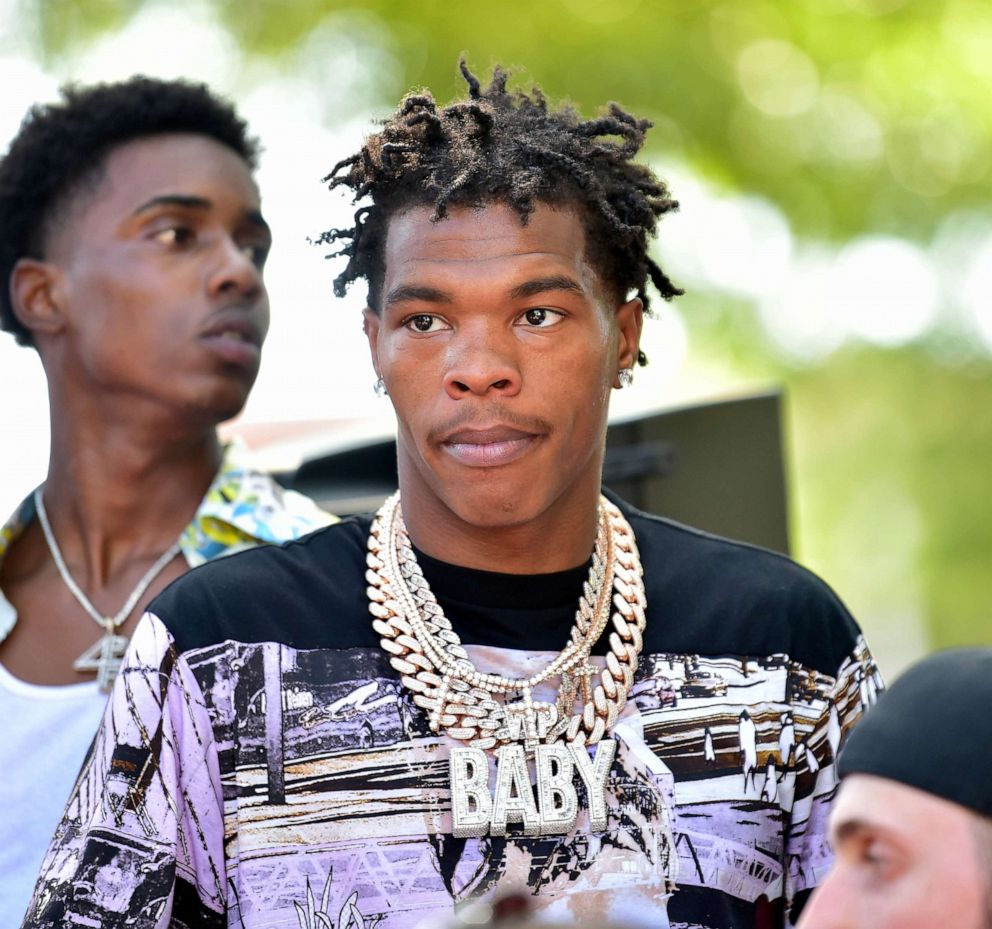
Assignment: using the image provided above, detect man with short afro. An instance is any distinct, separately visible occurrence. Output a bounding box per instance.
[22,64,876,929]
[0,76,331,926]
[0,77,259,345]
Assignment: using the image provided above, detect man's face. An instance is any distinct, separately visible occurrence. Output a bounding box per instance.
[798,774,989,929]
[38,133,271,424]
[364,202,641,535]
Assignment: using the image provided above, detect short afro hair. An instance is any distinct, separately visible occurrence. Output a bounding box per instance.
[0,76,259,346]
[318,60,682,366]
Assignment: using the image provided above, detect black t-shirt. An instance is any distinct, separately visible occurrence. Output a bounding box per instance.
[415,545,591,651]
[23,494,880,929]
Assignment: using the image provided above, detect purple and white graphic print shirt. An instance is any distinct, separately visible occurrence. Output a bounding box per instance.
[21,498,879,929]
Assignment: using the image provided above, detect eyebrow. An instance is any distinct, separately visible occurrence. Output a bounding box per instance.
[384,274,585,309]
[831,819,872,844]
[132,194,212,216]
[131,195,270,235]
[383,284,454,308]
[508,274,584,300]
[830,817,902,849]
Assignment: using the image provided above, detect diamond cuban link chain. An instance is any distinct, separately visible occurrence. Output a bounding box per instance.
[366,492,646,752]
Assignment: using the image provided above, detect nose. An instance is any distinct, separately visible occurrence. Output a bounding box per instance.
[443,326,521,400]
[207,237,264,302]
[795,874,850,929]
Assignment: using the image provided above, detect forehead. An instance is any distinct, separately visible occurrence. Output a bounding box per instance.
[103,133,257,201]
[50,134,258,250]
[832,774,975,846]
[382,202,599,293]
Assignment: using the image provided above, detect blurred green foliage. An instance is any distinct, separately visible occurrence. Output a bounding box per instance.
[18,0,992,665]
[677,281,992,657]
[25,0,991,241]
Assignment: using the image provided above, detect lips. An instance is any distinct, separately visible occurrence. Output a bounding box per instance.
[199,314,263,367]
[440,424,543,468]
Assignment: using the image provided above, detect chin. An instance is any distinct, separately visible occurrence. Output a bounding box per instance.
[171,367,255,422]
[186,388,251,428]
[214,398,251,425]
[439,481,551,530]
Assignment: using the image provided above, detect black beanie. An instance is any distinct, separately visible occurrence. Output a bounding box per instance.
[838,647,992,818]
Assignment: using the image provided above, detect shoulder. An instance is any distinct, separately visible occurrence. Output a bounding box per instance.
[616,495,862,675]
[182,461,335,567]
[220,466,336,539]
[152,514,375,654]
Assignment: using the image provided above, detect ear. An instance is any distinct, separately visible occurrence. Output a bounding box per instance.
[613,296,643,387]
[10,258,66,340]
[363,307,382,378]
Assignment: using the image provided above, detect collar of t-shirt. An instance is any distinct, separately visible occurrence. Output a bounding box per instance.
[411,546,608,654]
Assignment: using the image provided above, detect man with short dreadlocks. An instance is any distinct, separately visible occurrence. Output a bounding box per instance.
[22,64,878,929]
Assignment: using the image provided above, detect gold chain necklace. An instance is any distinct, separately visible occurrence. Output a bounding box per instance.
[367,492,647,837]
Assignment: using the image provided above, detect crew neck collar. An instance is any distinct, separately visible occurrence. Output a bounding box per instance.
[411,545,591,611]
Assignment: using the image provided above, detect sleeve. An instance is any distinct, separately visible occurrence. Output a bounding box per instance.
[782,634,882,927]
[21,613,227,929]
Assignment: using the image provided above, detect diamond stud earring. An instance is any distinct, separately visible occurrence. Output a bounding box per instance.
[617,368,633,389]
[374,376,388,398]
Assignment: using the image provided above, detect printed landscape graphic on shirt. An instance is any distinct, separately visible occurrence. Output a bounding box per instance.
[23,615,877,929]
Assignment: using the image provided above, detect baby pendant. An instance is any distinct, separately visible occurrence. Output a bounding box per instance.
[449,738,616,838]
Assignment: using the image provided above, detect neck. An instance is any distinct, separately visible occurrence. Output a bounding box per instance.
[41,402,222,587]
[398,482,602,576]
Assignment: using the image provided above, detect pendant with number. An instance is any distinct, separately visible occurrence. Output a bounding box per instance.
[74,625,128,693]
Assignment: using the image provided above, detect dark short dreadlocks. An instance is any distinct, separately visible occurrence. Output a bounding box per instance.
[318,61,682,366]
[0,76,259,347]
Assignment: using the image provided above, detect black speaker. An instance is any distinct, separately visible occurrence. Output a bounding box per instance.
[603,392,789,555]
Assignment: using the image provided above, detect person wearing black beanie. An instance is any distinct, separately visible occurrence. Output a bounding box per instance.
[799,647,992,929]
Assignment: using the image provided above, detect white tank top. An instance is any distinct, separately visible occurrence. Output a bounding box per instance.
[0,661,108,928]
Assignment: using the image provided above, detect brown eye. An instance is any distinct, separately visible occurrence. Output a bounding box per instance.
[405,314,445,333]
[240,243,270,269]
[520,307,563,328]
[154,226,195,247]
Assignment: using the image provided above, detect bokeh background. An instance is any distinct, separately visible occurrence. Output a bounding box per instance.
[2,0,990,675]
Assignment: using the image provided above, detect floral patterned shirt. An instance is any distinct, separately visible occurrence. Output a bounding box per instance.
[0,445,334,627]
